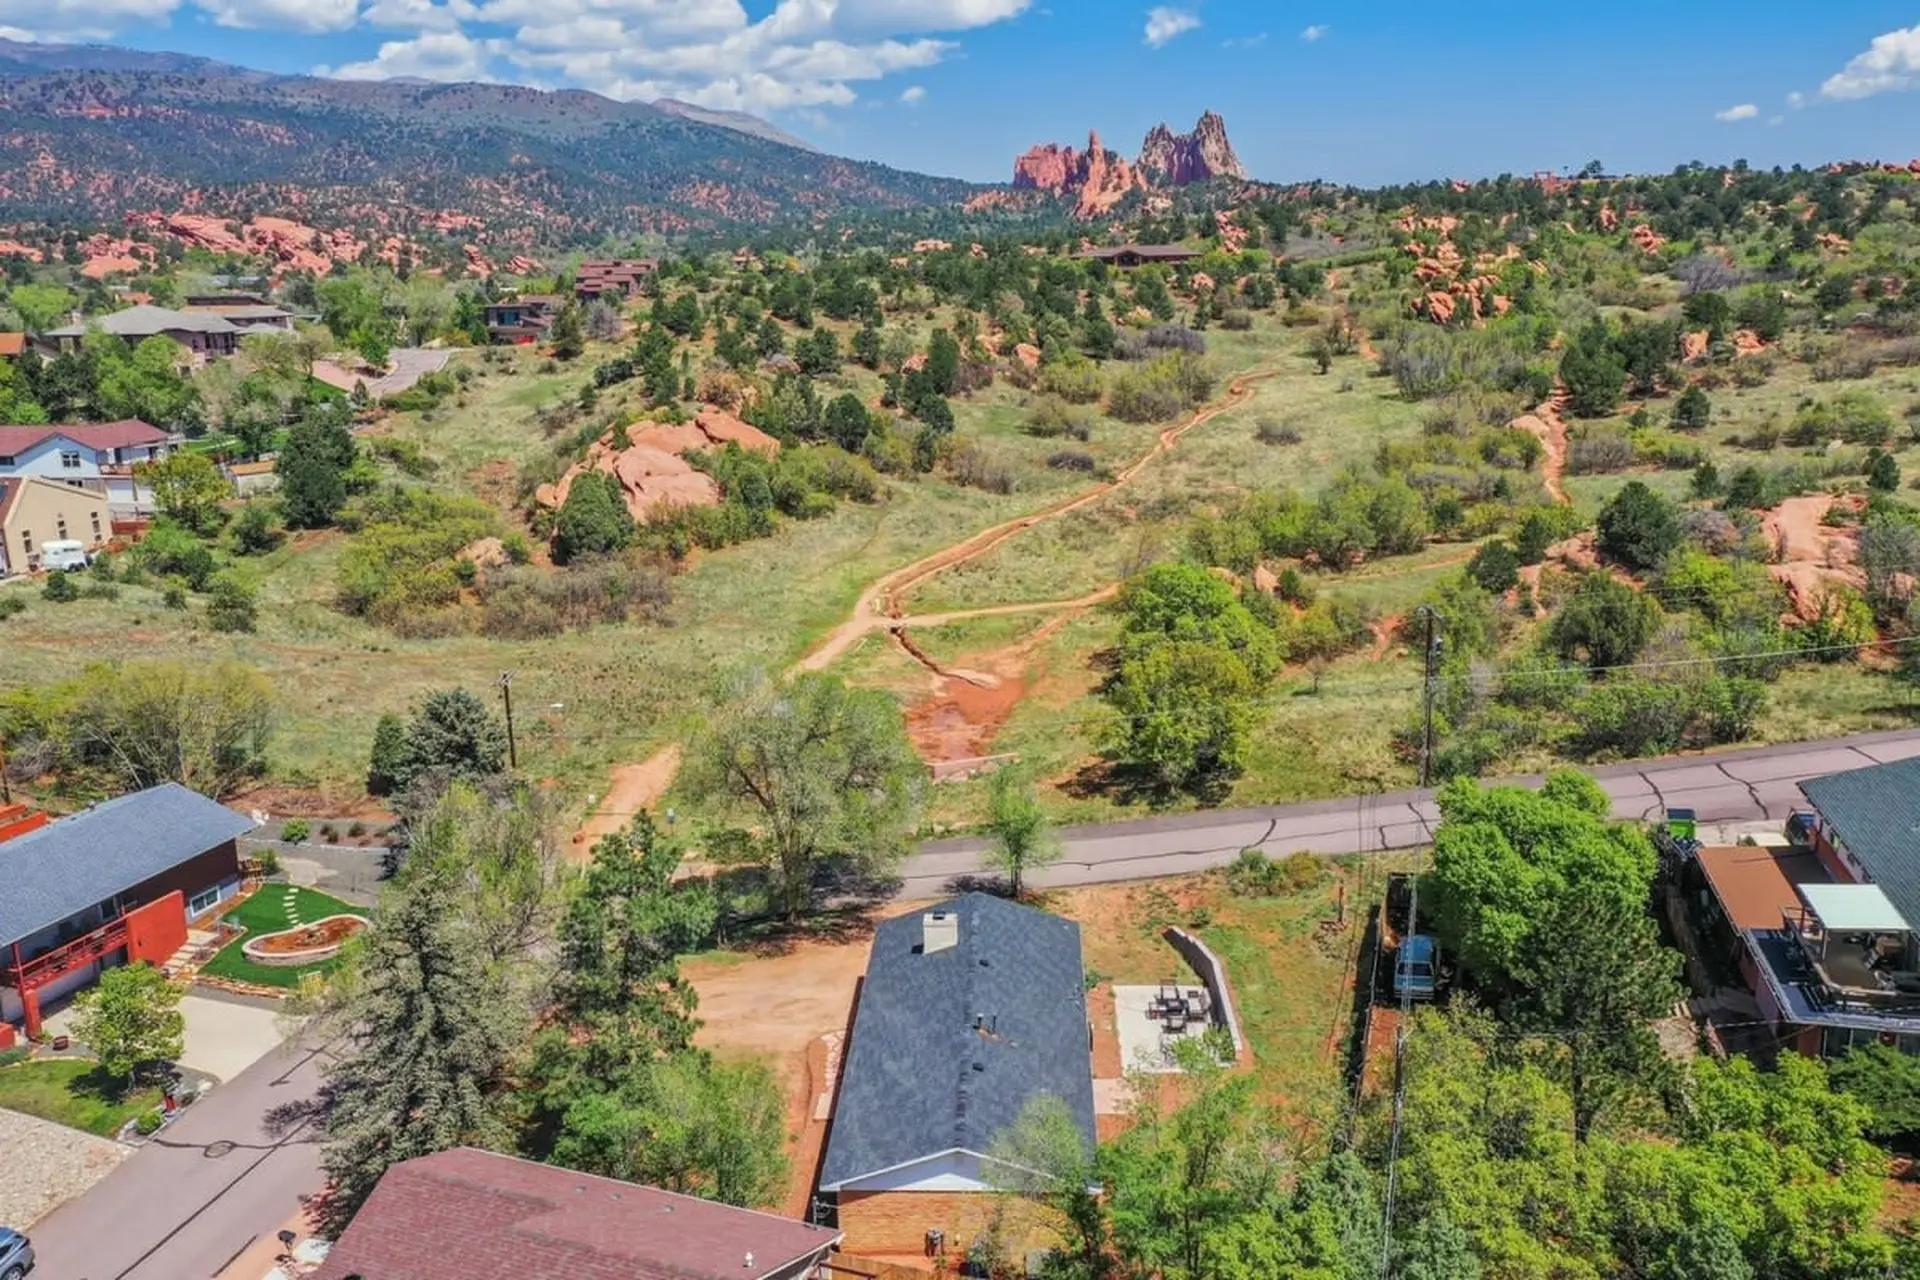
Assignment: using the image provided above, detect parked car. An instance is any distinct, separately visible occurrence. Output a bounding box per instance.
[0,1226,34,1279]
[1393,934,1440,1002]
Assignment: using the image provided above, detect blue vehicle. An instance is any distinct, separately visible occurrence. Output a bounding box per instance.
[0,1226,33,1280]
[1393,934,1440,1002]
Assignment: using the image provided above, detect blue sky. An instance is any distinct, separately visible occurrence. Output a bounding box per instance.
[7,1,1920,185]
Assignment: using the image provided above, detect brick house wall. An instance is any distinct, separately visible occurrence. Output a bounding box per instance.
[836,1191,1064,1263]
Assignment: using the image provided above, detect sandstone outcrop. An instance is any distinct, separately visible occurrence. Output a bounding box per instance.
[1011,112,1243,220]
[535,408,781,525]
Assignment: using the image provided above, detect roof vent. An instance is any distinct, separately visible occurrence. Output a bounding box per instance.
[922,910,959,954]
[744,1252,755,1270]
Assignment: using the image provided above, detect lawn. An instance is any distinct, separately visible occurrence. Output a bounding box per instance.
[1051,856,1409,1131]
[200,885,370,989]
[0,1057,162,1137]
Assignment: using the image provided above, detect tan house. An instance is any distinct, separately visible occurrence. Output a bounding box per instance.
[0,475,111,575]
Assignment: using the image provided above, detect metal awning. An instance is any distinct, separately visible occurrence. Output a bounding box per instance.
[1799,883,1912,933]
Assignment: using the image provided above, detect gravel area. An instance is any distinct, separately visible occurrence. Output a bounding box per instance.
[0,1107,129,1227]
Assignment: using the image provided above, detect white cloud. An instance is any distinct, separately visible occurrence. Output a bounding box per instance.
[1300,23,1328,41]
[0,0,179,40]
[1714,103,1758,122]
[323,29,501,81]
[899,83,925,104]
[362,0,478,30]
[1143,6,1198,48]
[1787,90,1806,109]
[1222,31,1265,49]
[1820,23,1920,99]
[194,0,359,32]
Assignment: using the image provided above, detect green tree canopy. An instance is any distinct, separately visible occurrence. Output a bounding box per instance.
[1596,480,1682,572]
[552,471,634,564]
[71,963,184,1087]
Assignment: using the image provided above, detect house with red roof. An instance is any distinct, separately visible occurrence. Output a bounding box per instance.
[310,1148,849,1280]
[0,419,177,514]
[0,333,25,361]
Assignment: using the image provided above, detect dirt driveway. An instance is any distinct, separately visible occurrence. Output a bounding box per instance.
[686,904,928,1217]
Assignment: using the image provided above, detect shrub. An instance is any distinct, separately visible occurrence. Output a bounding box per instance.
[1787,390,1894,446]
[230,503,285,555]
[478,552,672,638]
[1596,481,1681,571]
[161,579,189,610]
[1048,449,1096,472]
[1467,540,1522,593]
[135,1108,165,1137]
[0,594,24,620]
[1566,428,1635,475]
[41,570,78,602]
[1025,396,1093,440]
[281,818,310,843]
[1255,418,1303,446]
[1144,326,1207,353]
[946,440,1016,494]
[319,823,338,842]
[205,574,257,633]
[1109,351,1216,423]
[1219,309,1254,331]
[1037,357,1104,404]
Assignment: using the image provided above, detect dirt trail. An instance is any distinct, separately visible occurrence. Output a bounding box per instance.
[570,744,680,857]
[795,369,1276,673]
[1514,388,1571,505]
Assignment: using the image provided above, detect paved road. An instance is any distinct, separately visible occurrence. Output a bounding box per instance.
[28,1038,327,1280]
[900,728,1920,896]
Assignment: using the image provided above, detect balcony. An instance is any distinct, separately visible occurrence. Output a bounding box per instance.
[1750,884,1920,1031]
[9,916,129,990]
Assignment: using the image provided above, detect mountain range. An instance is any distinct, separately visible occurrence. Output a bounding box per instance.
[0,39,967,248]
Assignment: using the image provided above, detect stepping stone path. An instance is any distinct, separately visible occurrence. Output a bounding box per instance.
[281,888,304,926]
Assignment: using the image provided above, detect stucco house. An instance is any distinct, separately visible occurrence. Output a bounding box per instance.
[0,419,176,515]
[0,474,112,575]
[40,303,242,360]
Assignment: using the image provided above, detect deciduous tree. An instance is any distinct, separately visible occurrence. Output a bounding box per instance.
[71,963,184,1087]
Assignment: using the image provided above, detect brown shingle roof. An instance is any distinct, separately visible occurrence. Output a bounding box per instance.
[309,1148,842,1280]
[1696,844,1832,931]
[0,420,169,455]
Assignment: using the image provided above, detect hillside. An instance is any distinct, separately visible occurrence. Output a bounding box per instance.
[0,41,973,246]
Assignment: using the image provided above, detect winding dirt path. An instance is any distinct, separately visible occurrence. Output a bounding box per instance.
[1516,388,1571,505]
[571,744,681,856]
[794,368,1276,673]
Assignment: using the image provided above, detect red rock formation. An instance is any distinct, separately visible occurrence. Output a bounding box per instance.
[1010,112,1242,220]
[1137,112,1246,186]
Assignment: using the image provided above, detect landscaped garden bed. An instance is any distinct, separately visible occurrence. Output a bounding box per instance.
[201,886,370,989]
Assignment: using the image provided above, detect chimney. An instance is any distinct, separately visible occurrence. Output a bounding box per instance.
[922,910,958,954]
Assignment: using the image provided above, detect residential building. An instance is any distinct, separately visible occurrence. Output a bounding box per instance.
[819,893,1097,1262]
[179,294,297,334]
[0,333,24,361]
[310,1148,847,1280]
[484,294,561,344]
[0,419,176,514]
[0,474,112,575]
[1681,756,1920,1058]
[40,303,242,359]
[576,258,658,303]
[1,783,255,1037]
[1073,244,1200,268]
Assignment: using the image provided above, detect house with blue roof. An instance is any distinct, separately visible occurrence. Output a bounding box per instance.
[820,892,1096,1262]
[0,783,255,1037]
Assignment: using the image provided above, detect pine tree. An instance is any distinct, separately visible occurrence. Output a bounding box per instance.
[549,303,586,360]
[318,870,513,1230]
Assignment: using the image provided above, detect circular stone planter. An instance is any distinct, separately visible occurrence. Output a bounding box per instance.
[240,915,367,967]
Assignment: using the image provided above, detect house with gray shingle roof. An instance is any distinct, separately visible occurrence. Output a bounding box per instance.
[1,783,255,1036]
[40,303,242,360]
[820,893,1096,1259]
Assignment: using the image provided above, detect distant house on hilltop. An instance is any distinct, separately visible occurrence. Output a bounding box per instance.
[575,258,658,304]
[39,303,243,360]
[178,294,297,334]
[1072,243,1199,268]
[484,294,561,344]
[0,418,175,517]
[819,892,1097,1261]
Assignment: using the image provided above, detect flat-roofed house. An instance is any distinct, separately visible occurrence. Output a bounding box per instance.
[41,304,242,360]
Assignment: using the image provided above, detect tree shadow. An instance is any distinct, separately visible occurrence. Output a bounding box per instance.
[940,872,1013,898]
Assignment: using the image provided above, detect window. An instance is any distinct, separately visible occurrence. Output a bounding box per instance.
[55,518,67,539]
[90,512,102,537]
[188,886,222,917]
[19,529,30,552]
[0,454,13,465]
[60,451,82,469]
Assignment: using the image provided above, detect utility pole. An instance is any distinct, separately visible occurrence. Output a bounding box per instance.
[0,733,10,805]
[498,671,518,771]
[1416,606,1444,788]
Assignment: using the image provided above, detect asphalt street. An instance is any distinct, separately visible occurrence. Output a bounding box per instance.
[899,727,1920,896]
[27,1037,328,1280]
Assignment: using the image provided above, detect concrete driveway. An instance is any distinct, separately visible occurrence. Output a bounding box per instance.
[178,994,296,1084]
